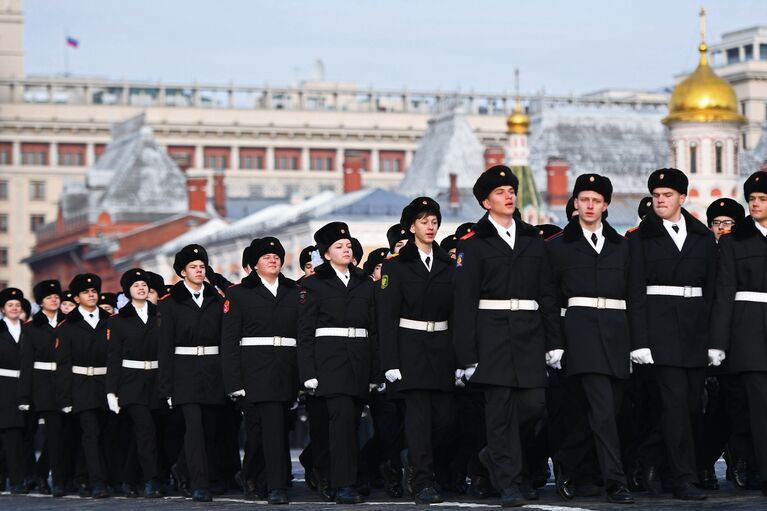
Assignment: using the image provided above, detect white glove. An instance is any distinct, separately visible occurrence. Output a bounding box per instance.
[464,365,477,381]
[454,369,466,388]
[166,397,173,409]
[384,369,402,383]
[630,348,655,365]
[546,349,564,369]
[708,349,726,367]
[369,383,379,393]
[107,393,120,414]
[304,378,319,390]
[62,406,72,414]
[229,389,246,400]
[18,404,30,411]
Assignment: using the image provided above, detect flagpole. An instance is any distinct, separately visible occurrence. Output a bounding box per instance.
[64,29,69,76]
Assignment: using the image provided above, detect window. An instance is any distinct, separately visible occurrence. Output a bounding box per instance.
[761,44,767,61]
[256,156,264,169]
[744,44,753,61]
[726,48,740,65]
[0,247,7,266]
[242,156,253,169]
[715,141,723,174]
[0,214,7,233]
[0,281,7,290]
[742,101,747,115]
[204,155,227,170]
[0,144,10,165]
[30,181,46,201]
[0,181,7,200]
[30,214,45,232]
[22,151,46,165]
[689,142,698,174]
[59,152,83,166]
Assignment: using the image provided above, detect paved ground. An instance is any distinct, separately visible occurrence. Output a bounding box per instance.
[1,459,765,510]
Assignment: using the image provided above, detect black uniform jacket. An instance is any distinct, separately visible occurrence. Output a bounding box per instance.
[377,241,456,392]
[297,262,376,398]
[711,218,767,372]
[19,311,62,411]
[0,319,24,428]
[107,302,163,408]
[627,209,717,368]
[221,272,299,402]
[157,281,225,405]
[453,213,562,388]
[55,307,110,413]
[547,218,631,379]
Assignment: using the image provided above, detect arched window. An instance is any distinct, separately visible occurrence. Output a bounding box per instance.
[689,141,698,174]
[711,188,722,197]
[715,141,723,174]
[689,188,699,198]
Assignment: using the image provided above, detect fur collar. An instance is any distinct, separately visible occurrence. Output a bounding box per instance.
[118,301,157,319]
[31,310,60,327]
[65,306,110,324]
[313,261,368,281]
[562,217,623,243]
[168,280,216,302]
[241,272,296,289]
[471,212,538,239]
[397,240,453,264]
[637,208,710,239]
[732,216,767,241]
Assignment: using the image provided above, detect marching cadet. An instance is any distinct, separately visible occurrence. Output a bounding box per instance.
[637,197,653,222]
[60,291,77,315]
[106,269,164,498]
[352,238,364,266]
[627,168,717,500]
[221,237,299,505]
[387,223,412,254]
[0,287,28,494]
[439,234,458,259]
[711,170,767,497]
[18,280,66,497]
[145,272,166,304]
[98,293,117,315]
[707,198,744,241]
[453,165,561,507]
[55,274,112,498]
[297,222,377,504]
[299,245,316,281]
[363,248,389,281]
[158,244,225,502]
[546,174,634,503]
[377,197,456,504]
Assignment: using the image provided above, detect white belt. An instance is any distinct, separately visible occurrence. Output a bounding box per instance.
[398,318,449,332]
[478,299,539,311]
[560,308,567,317]
[174,346,219,356]
[0,368,20,378]
[240,336,297,347]
[33,361,57,371]
[646,285,702,298]
[72,365,107,376]
[122,359,158,370]
[315,327,368,338]
[735,291,767,303]
[567,297,627,310]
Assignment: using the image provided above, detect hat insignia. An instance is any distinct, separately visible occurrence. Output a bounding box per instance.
[269,241,274,245]
[340,229,345,234]
[659,173,665,180]
[87,278,92,282]
[719,201,724,207]
[136,271,141,275]
[422,200,427,205]
[499,171,506,176]
[11,290,16,295]
[193,248,198,253]
[756,176,761,182]
[589,176,595,182]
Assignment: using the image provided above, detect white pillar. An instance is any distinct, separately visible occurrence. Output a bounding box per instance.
[230,145,240,170]
[371,148,380,173]
[301,147,309,171]
[336,148,343,172]
[50,142,58,166]
[86,143,95,166]
[12,141,20,166]
[266,146,275,171]
[195,145,204,169]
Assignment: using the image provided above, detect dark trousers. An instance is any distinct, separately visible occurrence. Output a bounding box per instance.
[483,385,545,489]
[78,409,108,487]
[242,401,288,490]
[325,395,362,488]
[0,427,25,486]
[654,366,705,486]
[551,374,599,484]
[300,395,330,480]
[40,411,66,487]
[579,374,626,486]
[178,404,217,491]
[368,394,405,469]
[699,375,753,471]
[125,405,159,483]
[742,372,767,482]
[402,390,456,491]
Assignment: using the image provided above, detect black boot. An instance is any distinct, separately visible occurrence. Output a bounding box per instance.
[267,488,289,505]
[144,479,162,498]
[335,485,363,504]
[414,486,443,504]
[379,460,403,498]
[191,489,212,502]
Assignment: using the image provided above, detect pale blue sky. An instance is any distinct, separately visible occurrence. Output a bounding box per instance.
[23,0,767,94]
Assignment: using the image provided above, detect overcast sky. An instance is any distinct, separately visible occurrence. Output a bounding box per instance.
[23,0,767,95]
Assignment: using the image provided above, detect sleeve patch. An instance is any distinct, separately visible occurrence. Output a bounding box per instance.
[223,299,230,314]
[456,252,464,267]
[299,289,308,304]
[380,275,389,289]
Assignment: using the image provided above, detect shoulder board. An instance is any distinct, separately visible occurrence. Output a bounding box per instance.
[159,293,171,301]
[626,225,639,233]
[460,232,476,241]
[546,231,564,241]
[385,253,399,260]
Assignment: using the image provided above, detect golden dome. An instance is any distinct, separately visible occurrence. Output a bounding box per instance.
[662,41,746,125]
[507,97,530,135]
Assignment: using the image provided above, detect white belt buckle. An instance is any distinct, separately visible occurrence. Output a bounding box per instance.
[426,321,435,332]
[683,286,693,298]
[196,346,204,356]
[273,336,282,347]
[144,361,152,370]
[347,327,356,338]
[509,299,519,311]
[87,366,94,376]
[597,297,606,309]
